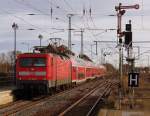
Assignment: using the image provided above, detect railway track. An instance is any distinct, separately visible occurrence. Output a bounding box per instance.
[58,80,113,116]
[0,78,105,116]
[0,89,74,116]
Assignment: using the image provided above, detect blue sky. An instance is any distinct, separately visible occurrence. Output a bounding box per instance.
[0,0,149,67]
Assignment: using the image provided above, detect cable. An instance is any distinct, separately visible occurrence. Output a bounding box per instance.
[45,0,82,29]
[0,8,55,36]
[14,0,48,15]
[80,1,116,53]
[88,0,99,30]
[0,1,80,36]
[84,13,116,54]
[74,5,106,59]
[45,0,69,22]
[52,0,70,13]
[62,0,77,13]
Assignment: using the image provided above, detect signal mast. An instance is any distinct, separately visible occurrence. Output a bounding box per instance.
[115,3,139,109]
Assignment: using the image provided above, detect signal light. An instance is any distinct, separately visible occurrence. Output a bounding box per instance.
[119,38,122,43]
[126,24,131,31]
[125,32,132,47]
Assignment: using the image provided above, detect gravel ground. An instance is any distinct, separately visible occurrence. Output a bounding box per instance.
[5,78,105,116]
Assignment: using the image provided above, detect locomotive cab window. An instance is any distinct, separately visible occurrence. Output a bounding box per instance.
[19,58,46,67]
[19,58,32,67]
[33,58,46,66]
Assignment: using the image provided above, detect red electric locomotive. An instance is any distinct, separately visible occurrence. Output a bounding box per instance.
[16,53,72,93]
[16,44,106,94]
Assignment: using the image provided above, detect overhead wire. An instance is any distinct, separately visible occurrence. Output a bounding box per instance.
[48,0,103,50]
[87,0,117,53]
[87,21,117,60]
[89,20,117,57]
[62,0,77,14]
[52,0,70,14]
[75,0,105,58]
[81,9,107,54]
[0,9,44,31]
[88,9,116,52]
[14,0,71,21]
[45,0,69,22]
[12,0,80,39]
[88,0,99,30]
[3,1,115,55]
[69,0,117,60]
[45,0,82,29]
[13,0,84,44]
[14,0,48,14]
[0,8,68,39]
[13,0,55,33]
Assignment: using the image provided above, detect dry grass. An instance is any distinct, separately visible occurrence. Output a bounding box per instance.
[122,73,150,111]
[98,73,150,116]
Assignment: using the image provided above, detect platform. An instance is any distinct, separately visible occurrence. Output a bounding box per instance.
[98,109,149,116]
[0,86,16,105]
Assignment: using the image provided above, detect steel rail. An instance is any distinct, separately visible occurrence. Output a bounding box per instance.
[2,79,104,116]
[86,82,112,116]
[1,88,75,115]
[58,80,109,116]
[0,100,24,109]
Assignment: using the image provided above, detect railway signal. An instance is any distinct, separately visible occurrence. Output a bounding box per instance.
[128,72,139,87]
[125,20,132,47]
[115,3,139,109]
[125,32,132,47]
[115,3,139,40]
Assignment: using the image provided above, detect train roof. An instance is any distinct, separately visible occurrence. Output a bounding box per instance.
[70,55,97,68]
[33,44,75,57]
[17,44,105,69]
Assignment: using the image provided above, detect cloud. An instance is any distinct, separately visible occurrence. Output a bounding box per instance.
[0,0,150,66]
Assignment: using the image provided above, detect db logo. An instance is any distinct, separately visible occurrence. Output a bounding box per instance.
[31,68,35,71]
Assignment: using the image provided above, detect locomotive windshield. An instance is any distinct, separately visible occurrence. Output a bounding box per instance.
[19,58,46,67]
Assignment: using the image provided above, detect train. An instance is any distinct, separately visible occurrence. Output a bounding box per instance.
[16,44,106,94]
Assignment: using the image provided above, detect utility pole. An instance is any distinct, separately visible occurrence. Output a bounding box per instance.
[80,29,84,55]
[12,22,18,85]
[147,55,150,72]
[115,3,139,109]
[67,14,74,50]
[101,48,104,64]
[90,44,94,59]
[75,28,84,55]
[94,41,98,55]
[38,34,43,47]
